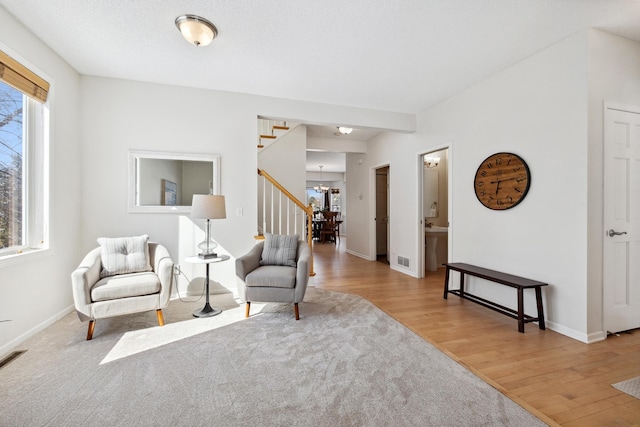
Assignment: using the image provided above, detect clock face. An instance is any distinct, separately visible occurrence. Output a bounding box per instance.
[474,152,530,210]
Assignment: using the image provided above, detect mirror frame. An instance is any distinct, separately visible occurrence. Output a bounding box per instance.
[128,150,221,213]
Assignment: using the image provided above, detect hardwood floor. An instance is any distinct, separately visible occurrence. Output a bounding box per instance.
[311,239,640,426]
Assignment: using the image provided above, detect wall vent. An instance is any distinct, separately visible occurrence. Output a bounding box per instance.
[0,350,26,370]
[397,256,410,268]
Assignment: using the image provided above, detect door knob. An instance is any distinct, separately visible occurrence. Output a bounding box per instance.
[608,229,628,237]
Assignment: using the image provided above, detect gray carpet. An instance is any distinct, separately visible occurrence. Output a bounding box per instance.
[613,376,640,399]
[0,288,546,426]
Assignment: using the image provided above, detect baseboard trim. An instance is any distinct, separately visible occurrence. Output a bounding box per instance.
[0,304,74,360]
[586,331,607,343]
[390,264,419,278]
[544,320,600,344]
[345,249,374,261]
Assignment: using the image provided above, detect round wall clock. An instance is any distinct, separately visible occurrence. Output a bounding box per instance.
[473,152,530,210]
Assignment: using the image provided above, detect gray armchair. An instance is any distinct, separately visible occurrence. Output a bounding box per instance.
[71,241,174,340]
[236,239,311,320]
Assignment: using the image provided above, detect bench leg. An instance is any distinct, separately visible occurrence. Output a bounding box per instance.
[517,288,524,333]
[459,273,465,298]
[535,287,546,330]
[443,267,451,299]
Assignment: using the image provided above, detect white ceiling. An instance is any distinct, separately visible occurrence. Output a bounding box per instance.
[3,1,640,174]
[2,0,639,115]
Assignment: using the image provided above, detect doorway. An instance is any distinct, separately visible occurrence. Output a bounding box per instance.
[375,166,389,264]
[420,148,449,277]
[603,103,640,334]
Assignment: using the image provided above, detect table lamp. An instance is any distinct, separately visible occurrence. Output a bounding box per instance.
[191,194,226,258]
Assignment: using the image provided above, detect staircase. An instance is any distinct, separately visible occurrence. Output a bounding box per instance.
[257,168,315,275]
[258,119,292,148]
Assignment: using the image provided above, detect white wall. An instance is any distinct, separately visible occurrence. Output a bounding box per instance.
[0,9,414,351]
[7,7,632,350]
[258,125,308,236]
[259,124,307,203]
[345,153,373,258]
[78,76,415,305]
[306,135,366,225]
[307,135,369,153]
[364,31,591,340]
[0,7,82,355]
[586,30,640,338]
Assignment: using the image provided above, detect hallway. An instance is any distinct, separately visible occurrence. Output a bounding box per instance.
[311,239,640,426]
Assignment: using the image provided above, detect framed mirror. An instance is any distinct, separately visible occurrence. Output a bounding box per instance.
[128,150,220,213]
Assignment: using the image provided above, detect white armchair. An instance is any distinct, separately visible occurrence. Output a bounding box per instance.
[71,239,174,340]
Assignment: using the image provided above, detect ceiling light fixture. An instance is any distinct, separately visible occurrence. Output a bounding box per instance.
[175,14,218,47]
[337,126,353,135]
[313,165,330,193]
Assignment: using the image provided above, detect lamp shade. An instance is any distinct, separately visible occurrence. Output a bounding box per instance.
[191,195,226,219]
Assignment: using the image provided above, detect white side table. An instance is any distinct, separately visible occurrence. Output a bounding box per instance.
[184,254,230,317]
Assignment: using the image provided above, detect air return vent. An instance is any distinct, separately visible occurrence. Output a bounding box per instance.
[397,256,410,268]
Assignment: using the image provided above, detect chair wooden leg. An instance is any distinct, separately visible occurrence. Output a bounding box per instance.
[294,303,300,320]
[86,320,96,341]
[245,302,251,318]
[156,309,165,327]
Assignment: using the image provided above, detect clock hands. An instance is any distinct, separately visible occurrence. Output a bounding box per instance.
[489,177,516,184]
[490,177,516,195]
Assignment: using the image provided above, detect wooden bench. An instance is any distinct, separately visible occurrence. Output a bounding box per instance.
[443,262,548,333]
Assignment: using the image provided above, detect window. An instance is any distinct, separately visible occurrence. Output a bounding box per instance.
[307,188,321,211]
[0,82,24,250]
[0,51,49,257]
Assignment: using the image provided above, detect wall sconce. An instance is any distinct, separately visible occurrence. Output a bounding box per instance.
[424,156,440,168]
[175,15,218,46]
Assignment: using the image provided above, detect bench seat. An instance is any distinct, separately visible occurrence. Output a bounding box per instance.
[443,262,548,333]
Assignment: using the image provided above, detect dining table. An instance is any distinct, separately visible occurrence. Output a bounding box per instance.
[312,218,343,242]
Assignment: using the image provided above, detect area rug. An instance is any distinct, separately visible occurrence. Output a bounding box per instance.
[613,376,640,399]
[0,288,546,426]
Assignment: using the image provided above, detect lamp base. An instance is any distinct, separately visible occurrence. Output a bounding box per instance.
[193,302,222,318]
[198,252,218,259]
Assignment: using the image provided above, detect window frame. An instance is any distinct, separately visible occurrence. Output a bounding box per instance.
[0,51,50,261]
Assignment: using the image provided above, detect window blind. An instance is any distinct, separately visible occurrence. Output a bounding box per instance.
[0,50,49,103]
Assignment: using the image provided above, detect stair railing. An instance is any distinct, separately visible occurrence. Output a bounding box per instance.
[257,168,315,276]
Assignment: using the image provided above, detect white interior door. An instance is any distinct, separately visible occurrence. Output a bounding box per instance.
[604,105,640,334]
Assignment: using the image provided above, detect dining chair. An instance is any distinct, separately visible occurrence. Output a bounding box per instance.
[320,211,339,243]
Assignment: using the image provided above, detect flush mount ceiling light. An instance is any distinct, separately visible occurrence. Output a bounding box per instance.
[175,14,218,47]
[337,126,353,135]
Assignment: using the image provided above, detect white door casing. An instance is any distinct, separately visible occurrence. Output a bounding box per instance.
[603,104,640,334]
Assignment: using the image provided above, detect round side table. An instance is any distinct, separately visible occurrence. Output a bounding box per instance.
[184,254,230,318]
